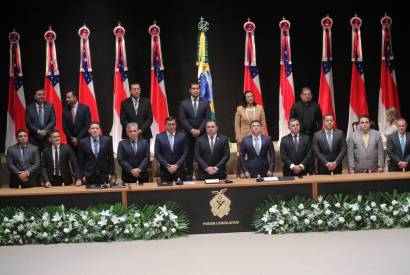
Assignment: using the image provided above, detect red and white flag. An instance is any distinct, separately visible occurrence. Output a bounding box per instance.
[378,15,401,131]
[110,24,129,153]
[44,28,66,143]
[5,31,26,150]
[78,25,100,122]
[243,19,264,105]
[149,23,169,150]
[318,16,337,127]
[347,16,368,138]
[278,18,295,141]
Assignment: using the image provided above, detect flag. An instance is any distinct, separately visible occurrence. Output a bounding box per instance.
[44,28,66,143]
[378,15,401,131]
[318,16,337,127]
[5,31,26,150]
[196,17,215,120]
[243,19,264,105]
[278,18,295,141]
[347,16,368,138]
[149,23,169,149]
[110,24,129,153]
[78,25,100,122]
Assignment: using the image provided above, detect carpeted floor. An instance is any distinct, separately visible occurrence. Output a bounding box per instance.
[1,228,410,275]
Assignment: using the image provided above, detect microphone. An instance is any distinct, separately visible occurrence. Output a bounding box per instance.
[256,174,263,182]
[176,177,183,185]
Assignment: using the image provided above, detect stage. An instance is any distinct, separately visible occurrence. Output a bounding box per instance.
[1,172,410,234]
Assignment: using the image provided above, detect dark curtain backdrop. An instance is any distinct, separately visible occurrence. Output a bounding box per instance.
[1,0,408,152]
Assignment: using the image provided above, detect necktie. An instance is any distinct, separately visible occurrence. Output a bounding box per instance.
[293,135,298,151]
[210,136,215,152]
[254,137,261,156]
[327,132,333,151]
[193,99,198,116]
[38,104,44,127]
[169,134,174,151]
[21,146,26,160]
[93,139,99,158]
[131,140,137,154]
[54,146,60,175]
[400,134,405,155]
[363,133,369,149]
[71,106,76,124]
[134,98,139,115]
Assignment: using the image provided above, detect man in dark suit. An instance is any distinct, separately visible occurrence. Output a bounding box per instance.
[6,129,40,188]
[41,130,79,187]
[155,117,188,181]
[120,83,153,140]
[117,122,150,183]
[26,89,56,150]
[239,120,275,178]
[179,82,211,179]
[280,118,313,176]
[387,118,410,171]
[194,120,230,180]
[78,122,114,185]
[290,87,322,138]
[62,90,91,156]
[312,114,347,174]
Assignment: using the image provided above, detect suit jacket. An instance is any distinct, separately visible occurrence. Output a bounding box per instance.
[26,102,56,147]
[6,143,40,188]
[348,129,384,173]
[312,129,347,174]
[386,132,410,171]
[280,133,313,176]
[195,134,230,178]
[41,144,78,184]
[120,97,153,139]
[290,101,322,135]
[154,131,187,170]
[179,97,211,134]
[63,103,91,142]
[78,136,114,180]
[117,138,150,181]
[239,135,275,177]
[234,105,267,143]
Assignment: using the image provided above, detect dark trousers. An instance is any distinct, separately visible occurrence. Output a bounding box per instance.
[85,174,108,186]
[122,173,149,184]
[50,175,65,186]
[160,167,186,182]
[282,167,308,177]
[185,134,197,180]
[197,170,227,181]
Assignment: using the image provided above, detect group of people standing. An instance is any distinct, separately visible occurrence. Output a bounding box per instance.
[5,82,410,188]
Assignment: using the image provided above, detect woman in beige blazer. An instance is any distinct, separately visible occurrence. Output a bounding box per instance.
[234,91,267,144]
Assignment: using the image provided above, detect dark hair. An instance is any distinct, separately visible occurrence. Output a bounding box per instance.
[250,120,261,127]
[189,81,200,89]
[300,86,312,95]
[49,129,60,136]
[130,82,141,88]
[15,128,28,138]
[242,91,257,107]
[206,119,217,126]
[165,116,176,123]
[323,113,334,119]
[33,89,44,96]
[89,121,102,128]
[66,90,78,98]
[358,115,370,122]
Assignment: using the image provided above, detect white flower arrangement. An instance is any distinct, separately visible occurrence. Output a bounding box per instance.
[253,191,410,234]
[0,202,189,246]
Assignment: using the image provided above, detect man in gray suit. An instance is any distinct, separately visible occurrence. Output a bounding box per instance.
[312,114,347,174]
[348,115,384,173]
[6,129,40,188]
[387,118,410,171]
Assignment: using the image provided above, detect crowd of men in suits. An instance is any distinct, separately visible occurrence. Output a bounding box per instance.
[5,82,410,188]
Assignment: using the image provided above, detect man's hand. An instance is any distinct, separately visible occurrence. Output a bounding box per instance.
[18,171,29,182]
[349,169,355,174]
[267,171,273,177]
[399,161,408,170]
[326,162,337,171]
[191,129,200,137]
[205,167,217,175]
[37,130,47,137]
[377,167,384,173]
[244,171,251,178]
[137,129,143,137]
[75,179,82,186]
[71,137,79,146]
[292,165,302,175]
[131,168,142,178]
[45,181,53,188]
[167,164,179,174]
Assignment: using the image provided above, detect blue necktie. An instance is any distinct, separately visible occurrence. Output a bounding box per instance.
[400,135,405,155]
[93,139,99,158]
[131,140,137,154]
[254,137,261,156]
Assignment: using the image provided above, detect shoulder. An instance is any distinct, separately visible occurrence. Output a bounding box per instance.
[217,134,228,141]
[313,130,323,138]
[262,135,272,142]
